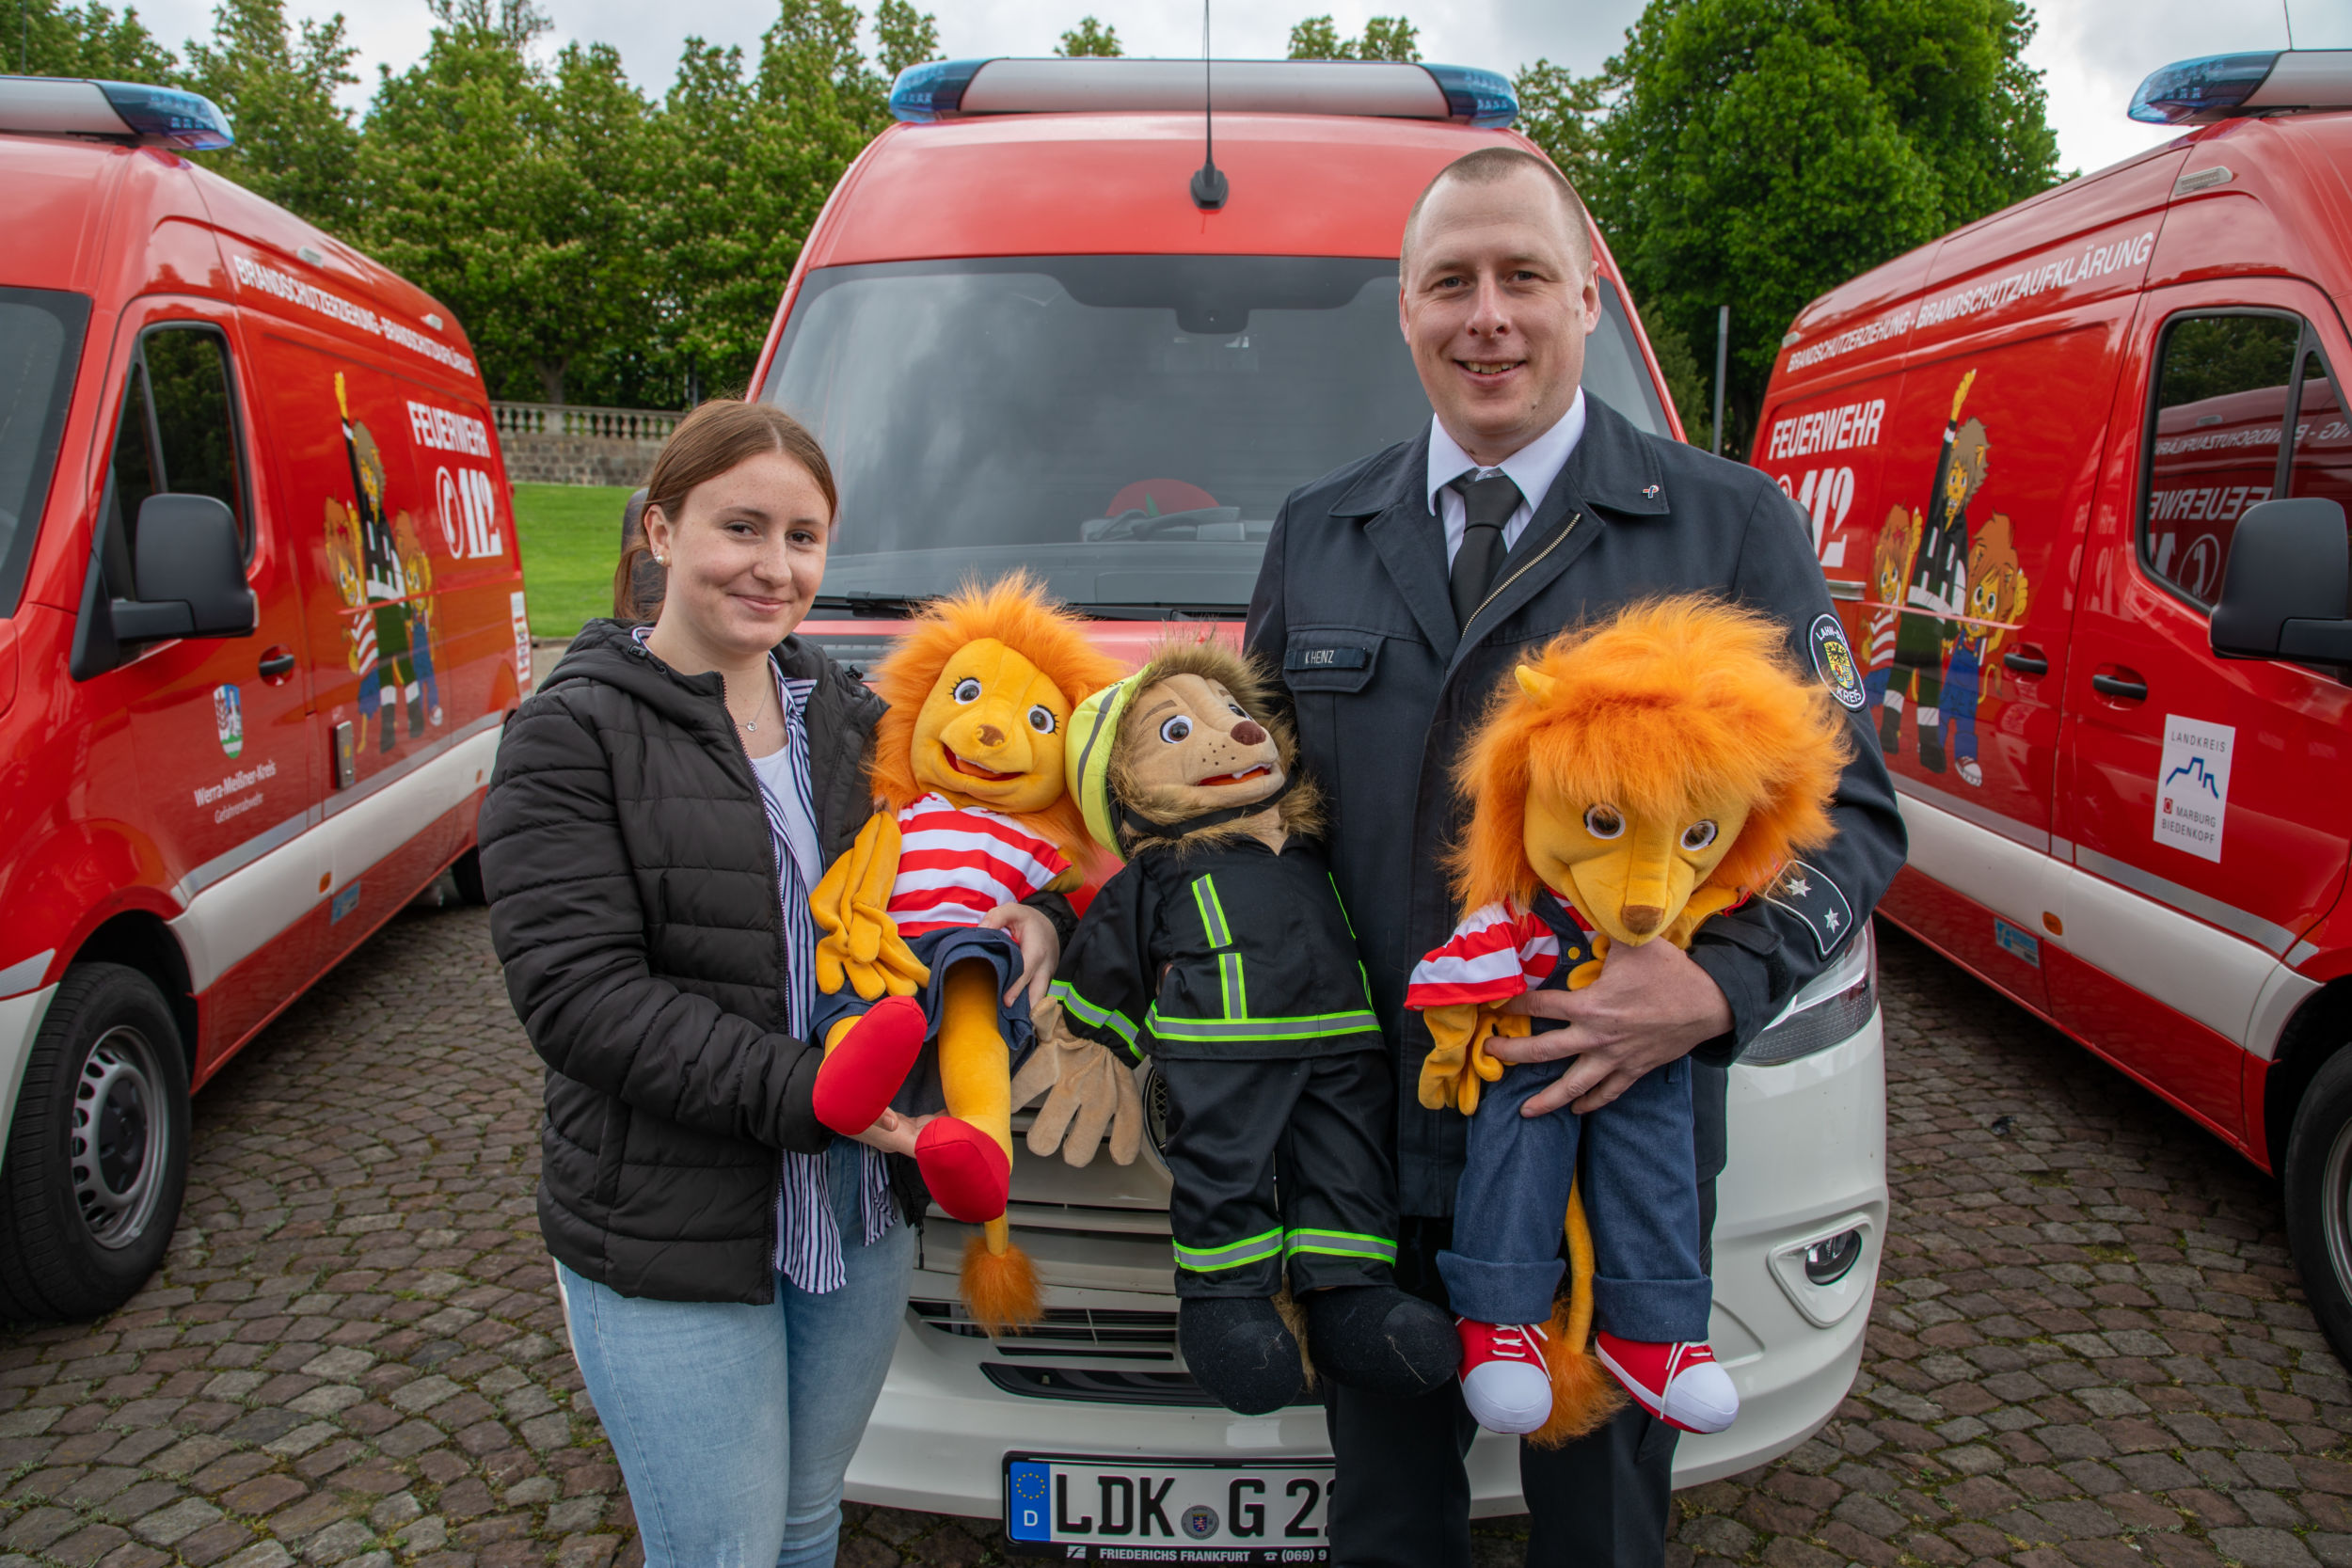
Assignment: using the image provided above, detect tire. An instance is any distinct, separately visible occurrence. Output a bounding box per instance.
[2284,1043,2352,1370]
[0,964,191,1322]
[450,847,488,906]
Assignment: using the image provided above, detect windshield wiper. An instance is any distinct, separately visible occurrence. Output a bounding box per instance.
[1069,603,1248,622]
[810,591,933,618]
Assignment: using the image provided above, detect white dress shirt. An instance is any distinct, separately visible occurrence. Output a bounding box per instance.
[1424,389,1588,567]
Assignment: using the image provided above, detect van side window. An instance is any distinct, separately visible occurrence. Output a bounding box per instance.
[99,325,248,594]
[2285,346,2352,524]
[2142,312,2306,606]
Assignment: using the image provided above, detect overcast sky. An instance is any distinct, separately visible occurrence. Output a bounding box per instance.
[122,0,2344,178]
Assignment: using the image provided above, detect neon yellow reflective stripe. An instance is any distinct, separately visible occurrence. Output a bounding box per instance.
[1193,876,1233,947]
[1050,980,1142,1057]
[1172,1228,1284,1272]
[1286,1228,1398,1262]
[1145,1006,1380,1043]
[1327,874,1358,937]
[1218,952,1248,1018]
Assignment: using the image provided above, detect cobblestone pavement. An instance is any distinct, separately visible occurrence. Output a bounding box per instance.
[0,908,2344,1568]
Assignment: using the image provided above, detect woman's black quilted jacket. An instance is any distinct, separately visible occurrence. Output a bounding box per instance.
[480,619,910,1304]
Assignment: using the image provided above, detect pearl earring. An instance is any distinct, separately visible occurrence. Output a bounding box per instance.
[654,554,668,566]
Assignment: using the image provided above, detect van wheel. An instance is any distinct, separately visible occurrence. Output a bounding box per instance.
[450,847,488,906]
[2285,1044,2352,1368]
[0,965,190,1322]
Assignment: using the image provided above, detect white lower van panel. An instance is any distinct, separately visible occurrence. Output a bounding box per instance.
[1896,789,2068,936]
[170,720,501,992]
[328,721,502,888]
[2060,865,2276,1046]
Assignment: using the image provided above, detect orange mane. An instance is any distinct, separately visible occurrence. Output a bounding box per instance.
[1450,596,1852,912]
[867,574,1127,866]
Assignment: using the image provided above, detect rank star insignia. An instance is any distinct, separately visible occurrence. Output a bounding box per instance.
[1761,858,1856,958]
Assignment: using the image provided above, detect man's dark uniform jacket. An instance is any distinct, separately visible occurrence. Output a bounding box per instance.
[1243,394,1908,1218]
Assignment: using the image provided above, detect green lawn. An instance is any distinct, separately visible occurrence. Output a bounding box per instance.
[512,482,631,639]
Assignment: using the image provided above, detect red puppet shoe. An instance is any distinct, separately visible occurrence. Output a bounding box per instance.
[1593,1333,1740,1434]
[812,996,928,1135]
[1456,1318,1553,1435]
[915,1117,1012,1223]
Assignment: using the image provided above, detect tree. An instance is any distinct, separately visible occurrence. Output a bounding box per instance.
[357,0,659,405]
[180,0,360,231]
[1286,14,1418,61]
[10,0,175,79]
[1056,17,1120,57]
[1578,0,2062,451]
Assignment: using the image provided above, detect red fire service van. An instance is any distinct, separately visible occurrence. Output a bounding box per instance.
[749,56,1892,1544]
[1756,50,2352,1360]
[0,78,527,1319]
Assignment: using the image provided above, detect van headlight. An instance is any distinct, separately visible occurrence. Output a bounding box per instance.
[1739,923,1876,1067]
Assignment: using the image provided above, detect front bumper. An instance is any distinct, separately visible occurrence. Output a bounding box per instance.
[845,1013,1886,1514]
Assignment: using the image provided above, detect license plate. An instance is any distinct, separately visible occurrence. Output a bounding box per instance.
[1005,1453,1332,1561]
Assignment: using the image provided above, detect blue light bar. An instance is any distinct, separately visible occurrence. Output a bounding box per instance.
[2129,53,2280,124]
[890,58,990,123]
[95,80,234,149]
[1422,65,1516,129]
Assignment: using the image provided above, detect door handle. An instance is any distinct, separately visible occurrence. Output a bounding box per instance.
[2002,647,2049,676]
[2090,672,2148,702]
[258,646,297,681]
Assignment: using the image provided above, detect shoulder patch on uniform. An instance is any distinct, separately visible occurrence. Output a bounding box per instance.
[1761,858,1857,957]
[1808,613,1867,710]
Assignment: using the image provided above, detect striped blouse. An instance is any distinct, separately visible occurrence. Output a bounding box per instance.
[633,627,892,1293]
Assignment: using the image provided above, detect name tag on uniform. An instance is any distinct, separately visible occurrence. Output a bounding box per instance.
[1285,645,1370,672]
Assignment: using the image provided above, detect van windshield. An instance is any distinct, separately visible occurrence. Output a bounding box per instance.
[764,256,1671,613]
[0,287,91,617]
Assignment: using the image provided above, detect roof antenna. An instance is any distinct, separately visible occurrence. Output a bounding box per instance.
[1189,0,1228,211]
[2282,0,2297,47]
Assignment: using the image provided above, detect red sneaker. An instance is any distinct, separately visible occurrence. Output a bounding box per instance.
[915,1117,1011,1224]
[812,996,928,1134]
[1456,1318,1551,1434]
[1593,1333,1739,1433]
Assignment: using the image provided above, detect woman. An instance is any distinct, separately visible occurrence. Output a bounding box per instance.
[480,401,1068,1563]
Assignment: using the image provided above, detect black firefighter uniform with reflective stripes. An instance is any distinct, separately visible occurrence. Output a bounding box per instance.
[1050,834,1406,1299]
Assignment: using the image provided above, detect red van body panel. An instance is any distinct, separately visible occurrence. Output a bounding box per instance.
[0,135,526,1104]
[1757,116,2352,1171]
[753,115,1683,443]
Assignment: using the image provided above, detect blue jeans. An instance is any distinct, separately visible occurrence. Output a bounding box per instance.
[1942,640,1981,762]
[556,1141,916,1567]
[1438,1052,1711,1340]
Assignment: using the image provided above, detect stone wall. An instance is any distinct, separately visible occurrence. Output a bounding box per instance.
[492,402,680,487]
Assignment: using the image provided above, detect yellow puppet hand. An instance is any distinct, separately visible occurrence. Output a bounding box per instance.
[1664,886,1743,949]
[1418,1006,1527,1116]
[811,814,930,1000]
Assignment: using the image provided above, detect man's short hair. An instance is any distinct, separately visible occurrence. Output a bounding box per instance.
[1401,147,1594,277]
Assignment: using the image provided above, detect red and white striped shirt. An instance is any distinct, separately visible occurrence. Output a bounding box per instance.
[1404,895,1594,1011]
[888,793,1071,937]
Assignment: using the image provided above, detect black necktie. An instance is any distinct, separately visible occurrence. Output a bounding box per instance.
[1449,470,1522,629]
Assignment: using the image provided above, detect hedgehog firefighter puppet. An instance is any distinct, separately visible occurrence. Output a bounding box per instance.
[1406,596,1851,1443]
[801,577,1131,1333]
[1047,641,1457,1416]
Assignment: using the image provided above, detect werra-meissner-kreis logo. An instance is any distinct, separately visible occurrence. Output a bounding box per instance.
[214,683,245,760]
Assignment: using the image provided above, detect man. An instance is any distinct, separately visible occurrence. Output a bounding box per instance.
[1243,147,1905,1568]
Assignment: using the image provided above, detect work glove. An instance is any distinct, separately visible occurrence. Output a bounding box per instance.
[1011,1000,1144,1166]
[1416,1005,1525,1117]
[811,813,930,1001]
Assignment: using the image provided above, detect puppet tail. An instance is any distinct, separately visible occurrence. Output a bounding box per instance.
[1529,1180,1627,1449]
[961,1217,1042,1337]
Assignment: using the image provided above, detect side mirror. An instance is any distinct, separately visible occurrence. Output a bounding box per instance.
[2210,498,2352,665]
[110,493,257,643]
